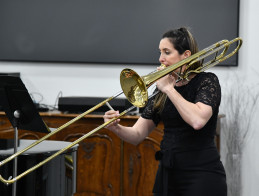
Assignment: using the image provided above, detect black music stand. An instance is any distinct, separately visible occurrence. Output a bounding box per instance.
[0,76,50,196]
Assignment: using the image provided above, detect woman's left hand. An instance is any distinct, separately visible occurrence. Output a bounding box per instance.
[156,73,176,93]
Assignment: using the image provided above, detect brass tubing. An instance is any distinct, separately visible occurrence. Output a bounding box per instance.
[217,37,243,63]
[0,90,164,185]
[187,37,242,74]
[0,64,167,183]
[0,105,136,185]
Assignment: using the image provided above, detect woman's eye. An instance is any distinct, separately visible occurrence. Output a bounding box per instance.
[165,51,171,55]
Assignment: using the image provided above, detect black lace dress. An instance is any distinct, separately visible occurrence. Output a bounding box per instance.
[141,72,227,196]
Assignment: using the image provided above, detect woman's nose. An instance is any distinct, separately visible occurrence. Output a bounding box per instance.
[159,55,165,63]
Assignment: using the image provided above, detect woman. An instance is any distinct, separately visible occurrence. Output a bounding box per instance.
[103,27,227,196]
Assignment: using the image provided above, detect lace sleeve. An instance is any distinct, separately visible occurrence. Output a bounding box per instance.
[141,90,161,126]
[195,73,221,112]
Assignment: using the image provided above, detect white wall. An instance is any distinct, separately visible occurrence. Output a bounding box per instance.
[1,0,259,195]
[0,62,158,106]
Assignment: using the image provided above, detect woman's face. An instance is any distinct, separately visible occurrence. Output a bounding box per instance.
[159,38,187,68]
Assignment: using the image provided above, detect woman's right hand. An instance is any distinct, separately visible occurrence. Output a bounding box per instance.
[103,110,121,131]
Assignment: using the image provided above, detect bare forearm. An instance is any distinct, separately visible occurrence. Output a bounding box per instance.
[110,125,145,145]
[104,110,156,145]
[165,87,212,130]
[108,117,156,145]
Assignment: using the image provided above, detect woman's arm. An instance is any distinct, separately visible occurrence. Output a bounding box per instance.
[103,110,156,145]
[156,74,212,130]
[166,87,212,130]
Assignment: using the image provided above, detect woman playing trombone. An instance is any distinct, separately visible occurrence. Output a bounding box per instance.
[103,27,227,196]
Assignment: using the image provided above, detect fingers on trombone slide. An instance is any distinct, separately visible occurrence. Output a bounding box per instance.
[104,102,120,128]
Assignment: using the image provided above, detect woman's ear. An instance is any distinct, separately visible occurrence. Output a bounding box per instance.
[184,50,191,58]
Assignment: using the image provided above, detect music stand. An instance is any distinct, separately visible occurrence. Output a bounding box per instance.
[0,76,50,196]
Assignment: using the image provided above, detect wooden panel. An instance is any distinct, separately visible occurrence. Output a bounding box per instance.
[122,126,163,196]
[72,132,120,195]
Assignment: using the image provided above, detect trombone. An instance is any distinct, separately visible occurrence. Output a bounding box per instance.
[0,37,242,185]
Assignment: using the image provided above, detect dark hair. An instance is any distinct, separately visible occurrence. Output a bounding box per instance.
[154,27,200,113]
[162,27,199,55]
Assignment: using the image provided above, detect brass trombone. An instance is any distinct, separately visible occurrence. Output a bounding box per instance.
[0,37,242,185]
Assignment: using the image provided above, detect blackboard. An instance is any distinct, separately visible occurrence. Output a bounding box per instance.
[0,0,239,66]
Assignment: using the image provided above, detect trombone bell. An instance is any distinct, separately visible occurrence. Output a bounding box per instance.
[120,69,148,108]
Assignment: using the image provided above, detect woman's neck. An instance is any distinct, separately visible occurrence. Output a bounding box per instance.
[175,73,197,87]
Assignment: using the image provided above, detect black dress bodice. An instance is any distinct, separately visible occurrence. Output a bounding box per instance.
[141,72,221,152]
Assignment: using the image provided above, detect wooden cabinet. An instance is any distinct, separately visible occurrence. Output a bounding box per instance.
[0,112,163,196]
